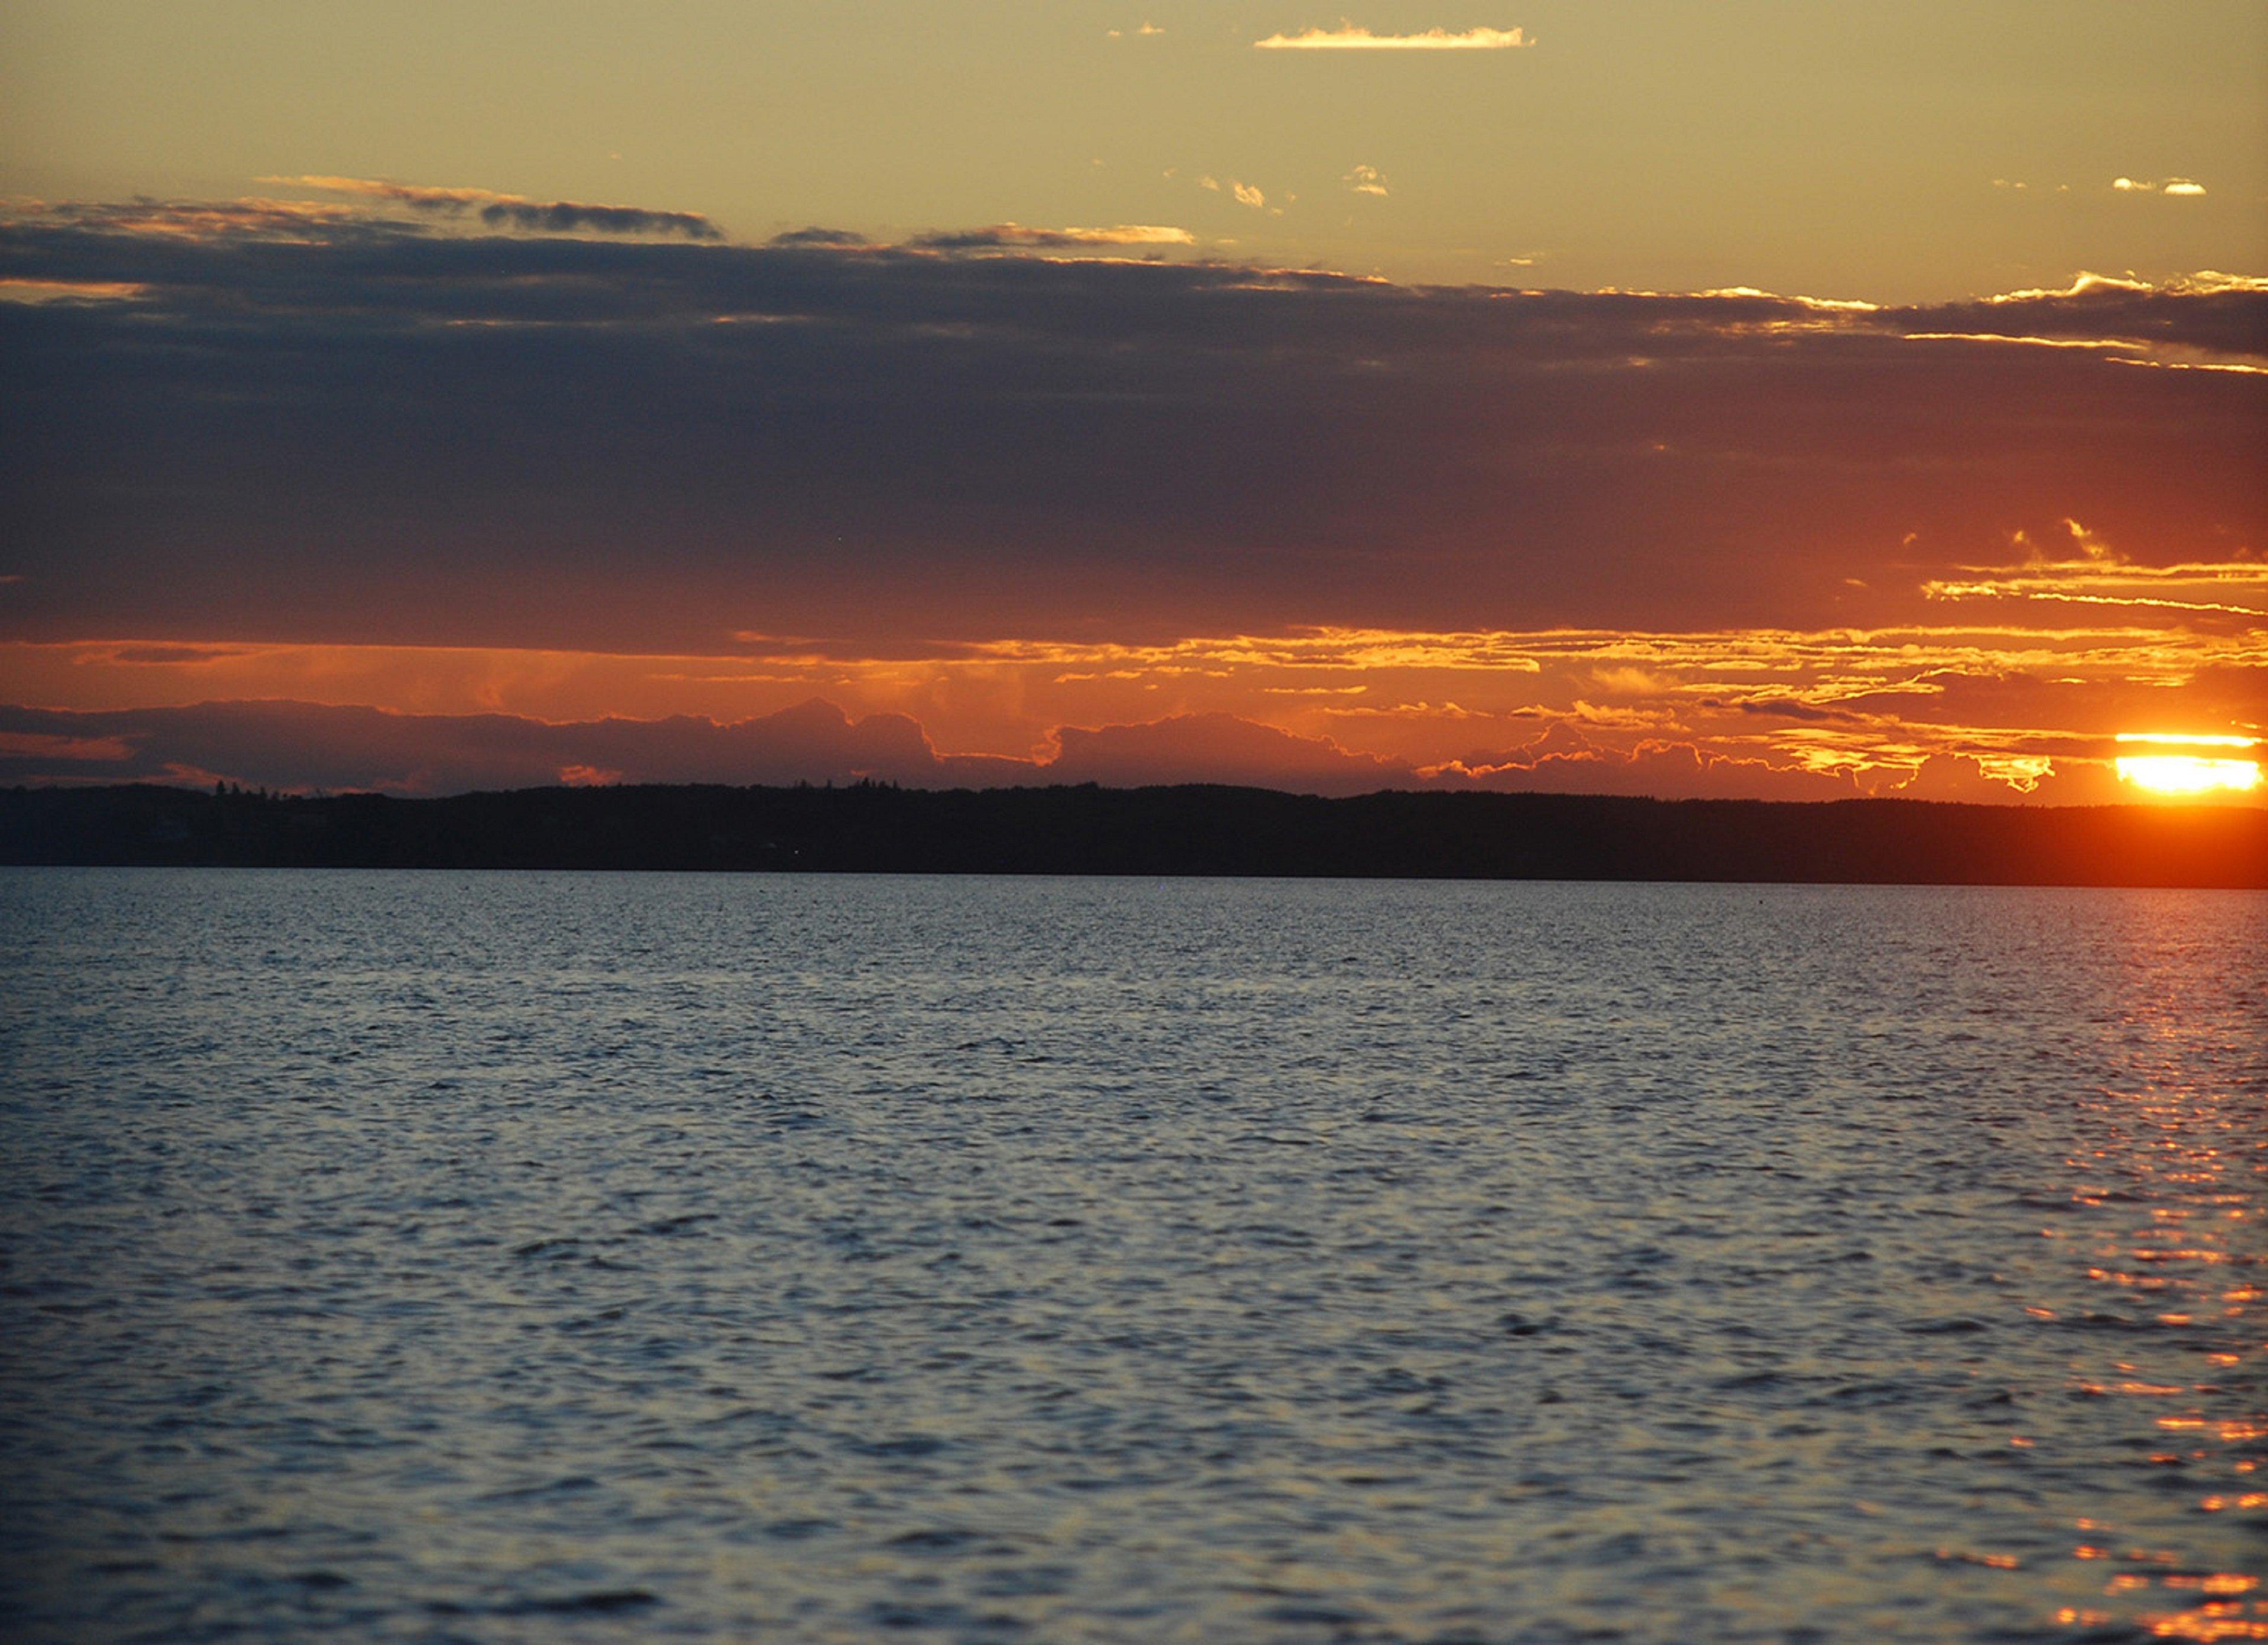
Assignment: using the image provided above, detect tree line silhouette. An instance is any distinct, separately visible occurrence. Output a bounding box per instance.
[2,782,2263,886]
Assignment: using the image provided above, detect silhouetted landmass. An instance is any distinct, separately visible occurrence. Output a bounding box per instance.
[4,782,2264,886]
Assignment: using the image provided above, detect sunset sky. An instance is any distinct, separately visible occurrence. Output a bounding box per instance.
[3,1,2263,801]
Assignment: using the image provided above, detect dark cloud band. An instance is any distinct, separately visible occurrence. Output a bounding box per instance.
[0,204,2260,658]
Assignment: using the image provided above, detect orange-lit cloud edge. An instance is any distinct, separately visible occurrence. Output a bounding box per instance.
[7,579,2262,801]
[2,194,2261,801]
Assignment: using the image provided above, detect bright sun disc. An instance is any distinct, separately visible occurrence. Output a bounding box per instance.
[2114,735,2262,797]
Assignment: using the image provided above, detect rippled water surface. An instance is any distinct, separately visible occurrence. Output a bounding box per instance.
[1,871,2262,1644]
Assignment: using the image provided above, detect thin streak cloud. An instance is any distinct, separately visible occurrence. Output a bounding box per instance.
[1253,25,1530,50]
[909,223,1197,251]
[265,175,724,239]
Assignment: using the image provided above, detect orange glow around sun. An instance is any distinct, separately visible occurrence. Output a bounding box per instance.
[2114,734,2264,797]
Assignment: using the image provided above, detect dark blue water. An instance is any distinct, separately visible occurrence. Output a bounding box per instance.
[2,872,2261,1643]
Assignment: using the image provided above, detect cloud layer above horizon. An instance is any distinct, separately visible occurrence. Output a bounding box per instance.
[1,194,2262,801]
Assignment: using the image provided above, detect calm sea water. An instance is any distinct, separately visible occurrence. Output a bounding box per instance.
[0,870,2261,1644]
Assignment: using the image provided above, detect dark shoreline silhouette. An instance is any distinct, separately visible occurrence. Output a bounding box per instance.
[4,782,2264,886]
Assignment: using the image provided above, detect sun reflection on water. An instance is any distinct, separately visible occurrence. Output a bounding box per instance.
[2039,984,2266,1642]
[2,876,2259,1642]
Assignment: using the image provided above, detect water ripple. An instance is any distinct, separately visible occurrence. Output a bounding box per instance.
[0,872,2260,1642]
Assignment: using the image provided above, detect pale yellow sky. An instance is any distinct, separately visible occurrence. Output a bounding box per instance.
[4,0,2262,300]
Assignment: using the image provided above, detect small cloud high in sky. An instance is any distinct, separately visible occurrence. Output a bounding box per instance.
[1253,25,1531,50]
[2113,176,2208,197]
[0,2,2262,801]
[1196,175,1270,210]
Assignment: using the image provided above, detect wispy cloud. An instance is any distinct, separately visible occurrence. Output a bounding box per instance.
[275,175,499,209]
[1254,24,1530,50]
[8,601,2262,802]
[19,197,366,242]
[1921,521,2268,619]
[2113,176,2207,197]
[909,223,1195,252]
[474,199,724,238]
[768,227,872,248]
[1104,22,1165,38]
[266,175,724,239]
[0,277,147,305]
[1344,165,1389,197]
[1197,176,1269,211]
[1925,564,2267,619]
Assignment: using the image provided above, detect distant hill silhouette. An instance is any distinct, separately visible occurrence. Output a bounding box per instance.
[2,782,2263,886]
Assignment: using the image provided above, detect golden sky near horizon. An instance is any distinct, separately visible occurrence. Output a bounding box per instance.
[1,2,2263,801]
[5,1,2264,299]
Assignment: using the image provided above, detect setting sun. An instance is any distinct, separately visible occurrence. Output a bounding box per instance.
[2114,735,2264,797]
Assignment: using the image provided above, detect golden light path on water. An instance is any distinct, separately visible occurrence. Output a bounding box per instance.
[2032,901,2266,1643]
[1,879,2262,1641]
